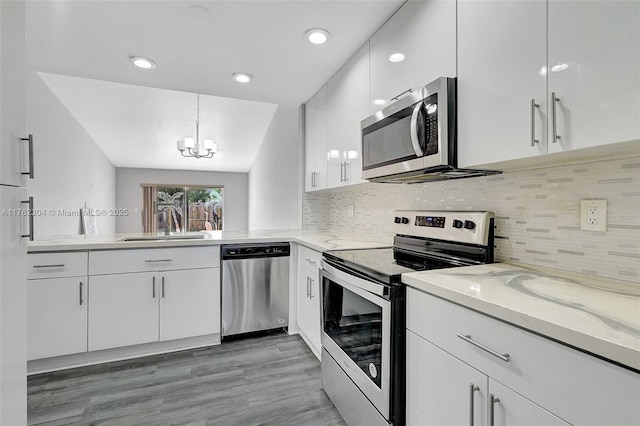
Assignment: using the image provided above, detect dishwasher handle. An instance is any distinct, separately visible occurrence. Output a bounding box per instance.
[221,243,290,259]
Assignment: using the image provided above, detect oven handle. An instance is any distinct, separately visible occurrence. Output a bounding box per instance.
[409,101,425,157]
[321,259,388,298]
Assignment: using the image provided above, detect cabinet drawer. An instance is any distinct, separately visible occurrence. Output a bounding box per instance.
[89,246,220,275]
[298,245,321,272]
[28,252,88,279]
[407,287,640,425]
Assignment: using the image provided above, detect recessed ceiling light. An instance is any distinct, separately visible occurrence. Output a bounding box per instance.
[373,99,386,106]
[388,53,405,63]
[129,56,156,69]
[305,28,331,45]
[232,73,253,83]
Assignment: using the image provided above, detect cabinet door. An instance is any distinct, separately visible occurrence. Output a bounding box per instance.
[406,330,487,426]
[370,0,456,110]
[0,0,27,187]
[27,277,87,360]
[489,379,570,426]
[88,272,159,351]
[297,265,321,356]
[159,268,220,341]
[548,0,640,153]
[314,84,328,190]
[457,0,547,168]
[304,95,317,192]
[328,43,369,188]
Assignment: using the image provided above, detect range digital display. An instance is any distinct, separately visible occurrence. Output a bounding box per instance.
[415,216,446,228]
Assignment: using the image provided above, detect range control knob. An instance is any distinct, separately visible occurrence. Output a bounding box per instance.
[394,217,402,224]
[401,217,410,224]
[452,219,464,229]
[464,220,476,230]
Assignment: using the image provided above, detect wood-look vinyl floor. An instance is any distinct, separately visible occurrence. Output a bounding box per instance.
[28,333,346,426]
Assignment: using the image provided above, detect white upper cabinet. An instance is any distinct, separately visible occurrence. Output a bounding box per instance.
[369,0,456,111]
[547,0,640,153]
[0,0,28,187]
[458,0,640,169]
[457,0,548,168]
[304,85,328,192]
[327,43,369,187]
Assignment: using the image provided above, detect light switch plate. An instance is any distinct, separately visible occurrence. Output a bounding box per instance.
[580,199,607,232]
[346,205,355,218]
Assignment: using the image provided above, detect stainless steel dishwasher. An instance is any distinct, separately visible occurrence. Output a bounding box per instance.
[221,243,290,338]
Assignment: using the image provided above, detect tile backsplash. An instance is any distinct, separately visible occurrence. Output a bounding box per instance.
[303,157,640,283]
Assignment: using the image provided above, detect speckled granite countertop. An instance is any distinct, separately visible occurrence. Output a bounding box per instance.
[27,230,390,253]
[403,262,640,371]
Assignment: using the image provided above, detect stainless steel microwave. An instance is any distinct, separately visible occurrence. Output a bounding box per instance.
[361,77,457,182]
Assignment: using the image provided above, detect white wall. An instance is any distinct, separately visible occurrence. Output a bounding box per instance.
[248,105,302,230]
[116,168,248,233]
[26,72,116,237]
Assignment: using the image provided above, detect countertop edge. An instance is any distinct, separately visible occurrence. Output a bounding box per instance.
[402,272,640,372]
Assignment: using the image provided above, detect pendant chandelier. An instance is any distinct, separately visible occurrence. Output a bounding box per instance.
[177,93,217,159]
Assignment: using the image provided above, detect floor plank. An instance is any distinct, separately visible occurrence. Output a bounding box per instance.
[28,333,346,426]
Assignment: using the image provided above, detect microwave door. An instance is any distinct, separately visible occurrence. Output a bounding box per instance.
[410,101,426,157]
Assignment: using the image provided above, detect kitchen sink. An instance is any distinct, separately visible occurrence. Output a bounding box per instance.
[118,234,206,242]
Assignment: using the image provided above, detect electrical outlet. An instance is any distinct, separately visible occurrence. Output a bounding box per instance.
[580,199,607,232]
[346,205,355,218]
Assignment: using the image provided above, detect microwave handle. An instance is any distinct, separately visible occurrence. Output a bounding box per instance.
[410,101,425,157]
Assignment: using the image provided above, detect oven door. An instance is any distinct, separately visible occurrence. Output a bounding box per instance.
[320,260,391,420]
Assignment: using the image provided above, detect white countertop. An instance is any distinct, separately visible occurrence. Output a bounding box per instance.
[403,263,640,371]
[27,230,391,253]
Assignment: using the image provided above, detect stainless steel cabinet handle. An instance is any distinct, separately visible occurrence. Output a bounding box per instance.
[162,276,165,298]
[343,162,349,182]
[33,264,65,269]
[551,92,560,143]
[306,277,310,298]
[79,282,84,306]
[152,276,156,298]
[530,99,540,146]
[469,383,479,426]
[305,258,317,266]
[339,162,344,182]
[457,334,510,362]
[21,197,34,241]
[309,278,314,298]
[391,88,412,101]
[21,134,34,179]
[144,259,172,263]
[489,394,500,426]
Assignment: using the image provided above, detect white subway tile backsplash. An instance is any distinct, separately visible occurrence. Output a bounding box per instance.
[303,157,640,283]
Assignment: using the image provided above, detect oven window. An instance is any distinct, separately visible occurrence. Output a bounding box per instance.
[323,278,383,388]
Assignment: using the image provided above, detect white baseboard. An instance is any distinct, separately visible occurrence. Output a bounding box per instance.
[28,333,221,375]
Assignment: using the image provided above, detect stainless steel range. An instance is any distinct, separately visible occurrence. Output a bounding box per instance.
[320,210,495,426]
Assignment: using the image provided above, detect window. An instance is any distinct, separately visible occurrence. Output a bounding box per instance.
[142,185,223,233]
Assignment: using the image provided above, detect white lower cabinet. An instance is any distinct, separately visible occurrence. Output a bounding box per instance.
[89,268,220,351]
[296,245,322,358]
[27,277,88,360]
[159,268,220,342]
[88,272,159,351]
[407,288,640,425]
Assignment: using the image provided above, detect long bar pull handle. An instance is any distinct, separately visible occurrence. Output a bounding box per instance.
[33,264,65,269]
[79,282,84,306]
[457,334,510,362]
[343,162,349,182]
[340,162,344,182]
[489,394,500,426]
[21,197,34,241]
[469,383,479,426]
[530,99,540,146]
[391,88,412,101]
[309,278,314,299]
[21,134,34,179]
[152,276,156,298]
[551,92,560,143]
[144,259,173,263]
[162,276,165,298]
[306,277,310,298]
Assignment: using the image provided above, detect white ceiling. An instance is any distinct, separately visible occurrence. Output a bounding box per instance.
[26,1,404,172]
